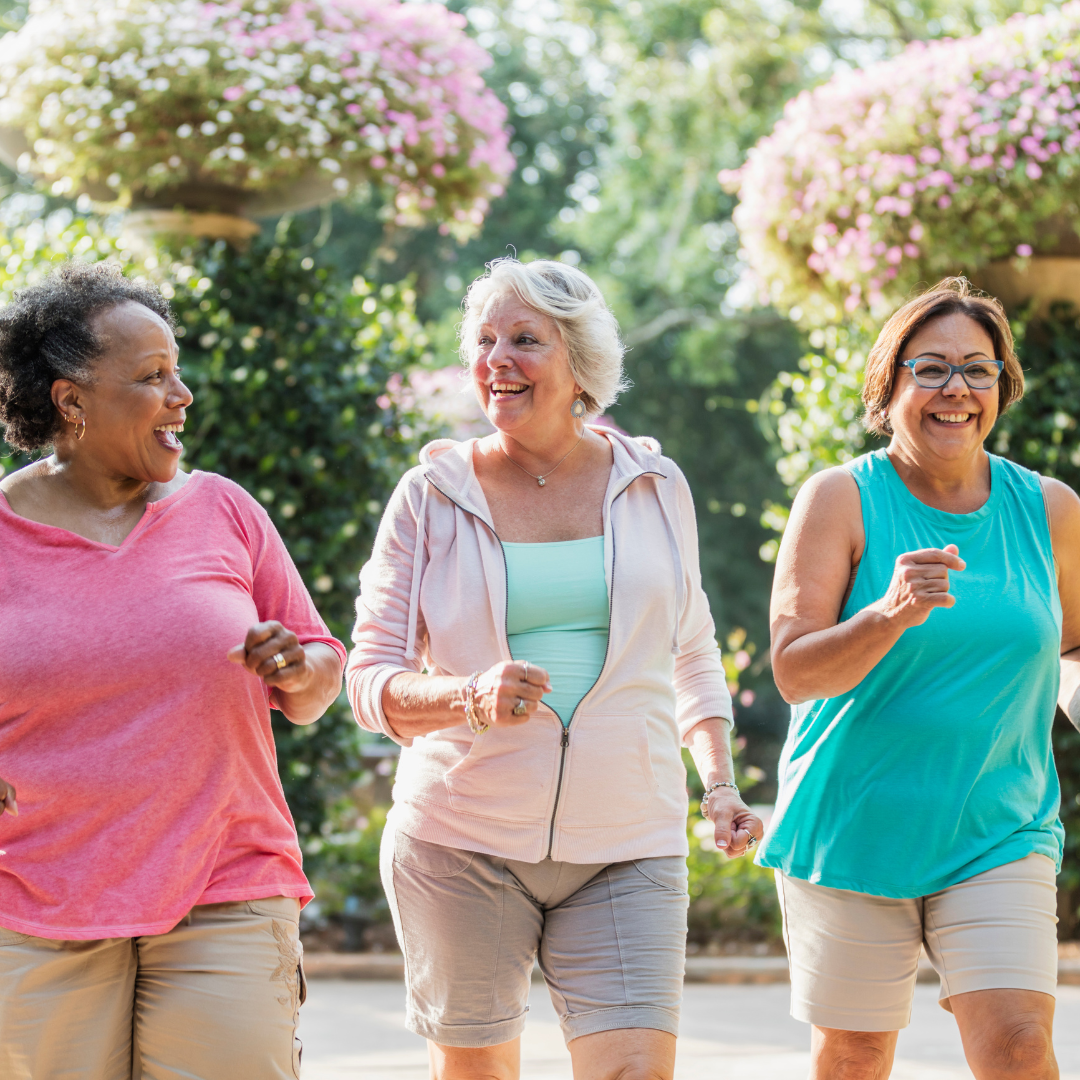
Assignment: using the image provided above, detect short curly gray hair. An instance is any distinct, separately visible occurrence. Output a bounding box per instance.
[458,257,629,416]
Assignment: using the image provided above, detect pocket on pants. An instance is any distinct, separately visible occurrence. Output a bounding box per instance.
[246,896,301,921]
[0,924,30,947]
[633,856,689,895]
[394,830,475,878]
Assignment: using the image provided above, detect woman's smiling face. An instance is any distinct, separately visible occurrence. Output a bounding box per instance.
[471,289,581,435]
[64,301,193,482]
[888,312,1000,463]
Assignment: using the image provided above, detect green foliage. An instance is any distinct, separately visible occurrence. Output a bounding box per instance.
[304,803,390,922]
[685,816,781,945]
[0,203,431,848]
[682,743,780,944]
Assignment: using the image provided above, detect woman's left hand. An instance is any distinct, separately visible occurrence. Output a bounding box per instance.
[228,621,313,694]
[705,788,763,859]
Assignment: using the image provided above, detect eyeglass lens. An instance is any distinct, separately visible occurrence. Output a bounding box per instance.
[910,358,1001,389]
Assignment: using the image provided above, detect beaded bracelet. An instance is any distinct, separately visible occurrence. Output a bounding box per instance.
[463,672,489,734]
[700,780,739,821]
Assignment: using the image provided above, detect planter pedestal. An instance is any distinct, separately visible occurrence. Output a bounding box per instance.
[122,210,260,245]
[975,257,1080,316]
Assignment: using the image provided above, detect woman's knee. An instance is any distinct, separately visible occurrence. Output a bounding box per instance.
[812,1028,896,1080]
[429,1040,519,1080]
[967,1017,1056,1079]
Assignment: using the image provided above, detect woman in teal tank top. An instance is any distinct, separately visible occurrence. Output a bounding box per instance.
[764,279,1080,1078]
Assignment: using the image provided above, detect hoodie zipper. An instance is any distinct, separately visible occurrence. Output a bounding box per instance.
[426,469,663,862]
[543,520,616,858]
[543,470,665,858]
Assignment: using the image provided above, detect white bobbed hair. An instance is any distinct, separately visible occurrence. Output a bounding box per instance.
[458,256,629,417]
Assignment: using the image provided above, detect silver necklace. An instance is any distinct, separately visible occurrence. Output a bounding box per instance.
[499,429,585,487]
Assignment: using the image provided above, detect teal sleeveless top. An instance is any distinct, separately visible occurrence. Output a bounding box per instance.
[757,450,1064,898]
[503,537,609,727]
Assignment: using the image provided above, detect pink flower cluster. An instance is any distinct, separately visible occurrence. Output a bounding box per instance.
[725,3,1080,321]
[0,0,514,234]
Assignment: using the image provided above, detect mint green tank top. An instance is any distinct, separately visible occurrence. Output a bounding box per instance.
[757,450,1064,898]
[503,537,609,727]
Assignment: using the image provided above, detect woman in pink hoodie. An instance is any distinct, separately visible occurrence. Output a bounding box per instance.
[348,257,760,1080]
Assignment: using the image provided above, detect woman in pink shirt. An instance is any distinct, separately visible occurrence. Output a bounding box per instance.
[0,262,344,1078]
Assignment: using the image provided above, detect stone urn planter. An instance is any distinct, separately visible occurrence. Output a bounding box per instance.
[975,258,1080,316]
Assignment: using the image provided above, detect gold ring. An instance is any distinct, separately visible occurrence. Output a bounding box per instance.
[273,652,287,670]
[513,698,527,716]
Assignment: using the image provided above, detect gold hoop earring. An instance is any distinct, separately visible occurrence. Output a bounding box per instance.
[67,414,86,441]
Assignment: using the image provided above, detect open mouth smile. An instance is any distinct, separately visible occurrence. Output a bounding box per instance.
[153,422,184,451]
[930,412,975,426]
[490,382,529,398]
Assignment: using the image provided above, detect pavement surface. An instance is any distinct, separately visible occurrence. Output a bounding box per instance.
[298,980,1080,1080]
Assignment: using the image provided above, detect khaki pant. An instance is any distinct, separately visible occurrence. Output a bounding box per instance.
[778,854,1058,1031]
[0,896,306,1080]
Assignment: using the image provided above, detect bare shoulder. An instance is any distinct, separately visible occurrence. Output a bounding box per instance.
[1040,474,1080,516]
[779,464,864,568]
[791,465,861,524]
[0,458,50,503]
[1040,475,1080,549]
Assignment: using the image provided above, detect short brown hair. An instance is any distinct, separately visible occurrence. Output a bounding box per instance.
[862,277,1024,436]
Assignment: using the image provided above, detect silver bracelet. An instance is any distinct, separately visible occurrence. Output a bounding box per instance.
[463,672,489,735]
[700,781,739,821]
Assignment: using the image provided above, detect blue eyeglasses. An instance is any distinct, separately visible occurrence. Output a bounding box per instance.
[897,358,1004,390]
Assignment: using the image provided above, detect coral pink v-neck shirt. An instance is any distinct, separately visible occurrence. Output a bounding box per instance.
[0,471,345,939]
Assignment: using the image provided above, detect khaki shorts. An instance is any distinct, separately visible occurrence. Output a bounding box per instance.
[382,821,689,1047]
[0,896,306,1080]
[777,853,1058,1032]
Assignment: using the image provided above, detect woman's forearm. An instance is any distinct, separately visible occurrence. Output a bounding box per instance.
[276,643,344,725]
[772,604,908,704]
[685,717,736,787]
[382,671,469,739]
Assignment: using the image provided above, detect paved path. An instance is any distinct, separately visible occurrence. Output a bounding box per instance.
[299,980,1080,1079]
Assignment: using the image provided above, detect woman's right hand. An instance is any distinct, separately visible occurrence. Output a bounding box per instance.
[871,544,966,629]
[473,661,551,728]
[0,778,17,817]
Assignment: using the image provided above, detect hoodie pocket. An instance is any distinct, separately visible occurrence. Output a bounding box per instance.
[444,720,560,822]
[556,714,659,827]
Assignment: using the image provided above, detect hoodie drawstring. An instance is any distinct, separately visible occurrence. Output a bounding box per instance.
[404,479,429,662]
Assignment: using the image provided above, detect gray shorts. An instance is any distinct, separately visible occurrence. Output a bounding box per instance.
[381,820,689,1047]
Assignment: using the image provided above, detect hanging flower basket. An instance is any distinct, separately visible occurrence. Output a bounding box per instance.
[724,3,1080,323]
[0,0,515,238]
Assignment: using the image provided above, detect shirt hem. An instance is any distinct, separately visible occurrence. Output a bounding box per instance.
[758,834,1061,899]
[0,884,315,940]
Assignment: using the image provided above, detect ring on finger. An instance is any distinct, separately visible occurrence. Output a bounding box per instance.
[746,833,759,849]
[512,697,527,716]
[521,660,530,683]
[273,652,288,671]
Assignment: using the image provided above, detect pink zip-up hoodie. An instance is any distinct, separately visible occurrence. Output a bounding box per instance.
[347,427,733,864]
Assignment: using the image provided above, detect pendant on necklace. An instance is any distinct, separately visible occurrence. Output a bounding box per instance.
[537,477,546,487]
